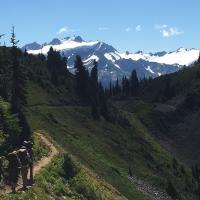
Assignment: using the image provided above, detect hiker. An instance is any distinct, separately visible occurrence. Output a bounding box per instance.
[7,151,21,193]
[0,157,3,182]
[23,140,34,183]
[18,147,30,189]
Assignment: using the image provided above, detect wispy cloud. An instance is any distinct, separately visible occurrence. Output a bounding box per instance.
[57,26,76,34]
[125,27,133,32]
[154,24,168,29]
[155,24,184,38]
[135,25,142,32]
[98,27,109,31]
[126,25,142,32]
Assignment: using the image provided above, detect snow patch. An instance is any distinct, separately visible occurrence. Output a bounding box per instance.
[149,49,200,66]
[28,40,99,55]
[145,66,155,74]
[114,64,120,69]
[84,55,99,63]
[104,53,114,62]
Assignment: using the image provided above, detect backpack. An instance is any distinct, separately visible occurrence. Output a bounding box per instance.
[8,152,21,169]
[18,149,30,166]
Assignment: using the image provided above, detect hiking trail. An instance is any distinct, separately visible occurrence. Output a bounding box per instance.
[0,131,59,196]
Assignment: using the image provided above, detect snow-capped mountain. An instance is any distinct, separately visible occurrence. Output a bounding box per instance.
[22,36,200,87]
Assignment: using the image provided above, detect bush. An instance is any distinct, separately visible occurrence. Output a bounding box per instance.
[63,154,78,179]
[166,179,179,199]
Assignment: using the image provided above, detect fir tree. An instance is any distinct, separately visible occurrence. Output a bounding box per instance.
[47,47,68,85]
[91,60,98,87]
[130,69,139,96]
[10,26,31,141]
[198,52,200,64]
[90,60,100,119]
[74,55,90,104]
[98,82,109,120]
[163,76,175,100]
[109,80,113,97]
[166,179,179,199]
[122,76,130,96]
[115,78,121,95]
[10,26,25,112]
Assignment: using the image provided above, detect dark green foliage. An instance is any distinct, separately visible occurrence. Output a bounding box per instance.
[63,154,78,179]
[91,102,99,120]
[75,55,90,104]
[130,69,139,96]
[110,69,139,98]
[166,179,179,199]
[10,27,31,141]
[90,60,98,88]
[90,60,100,119]
[47,47,69,86]
[122,76,130,96]
[162,76,175,101]
[128,167,133,177]
[0,98,21,154]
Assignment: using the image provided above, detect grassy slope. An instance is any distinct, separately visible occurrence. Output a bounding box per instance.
[24,81,198,200]
[2,153,128,200]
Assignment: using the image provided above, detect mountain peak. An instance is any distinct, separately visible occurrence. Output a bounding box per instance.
[22,42,41,51]
[64,35,84,42]
[176,47,187,52]
[48,38,62,45]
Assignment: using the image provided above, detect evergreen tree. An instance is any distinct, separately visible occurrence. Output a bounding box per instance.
[90,60,100,119]
[47,47,68,86]
[98,82,109,120]
[122,76,130,96]
[166,179,179,199]
[198,52,200,64]
[109,80,113,97]
[130,70,139,96]
[74,55,90,104]
[0,98,21,152]
[163,76,175,100]
[0,45,11,100]
[115,78,121,95]
[91,60,98,87]
[10,26,31,141]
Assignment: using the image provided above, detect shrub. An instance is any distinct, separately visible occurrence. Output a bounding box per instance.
[63,154,78,179]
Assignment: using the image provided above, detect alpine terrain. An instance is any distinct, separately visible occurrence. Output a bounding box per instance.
[23,36,200,86]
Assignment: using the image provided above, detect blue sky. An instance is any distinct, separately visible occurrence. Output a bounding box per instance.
[0,0,199,52]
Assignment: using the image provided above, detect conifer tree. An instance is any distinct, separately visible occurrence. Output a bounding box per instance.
[91,60,98,87]
[122,76,130,96]
[109,80,113,97]
[115,78,121,95]
[98,82,109,119]
[130,69,139,96]
[90,60,100,119]
[198,52,200,64]
[47,47,68,85]
[74,55,90,104]
[10,26,25,112]
[163,76,175,100]
[10,26,31,141]
[0,45,11,100]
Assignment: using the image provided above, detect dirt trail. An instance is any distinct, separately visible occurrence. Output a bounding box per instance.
[33,132,59,175]
[0,131,59,196]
